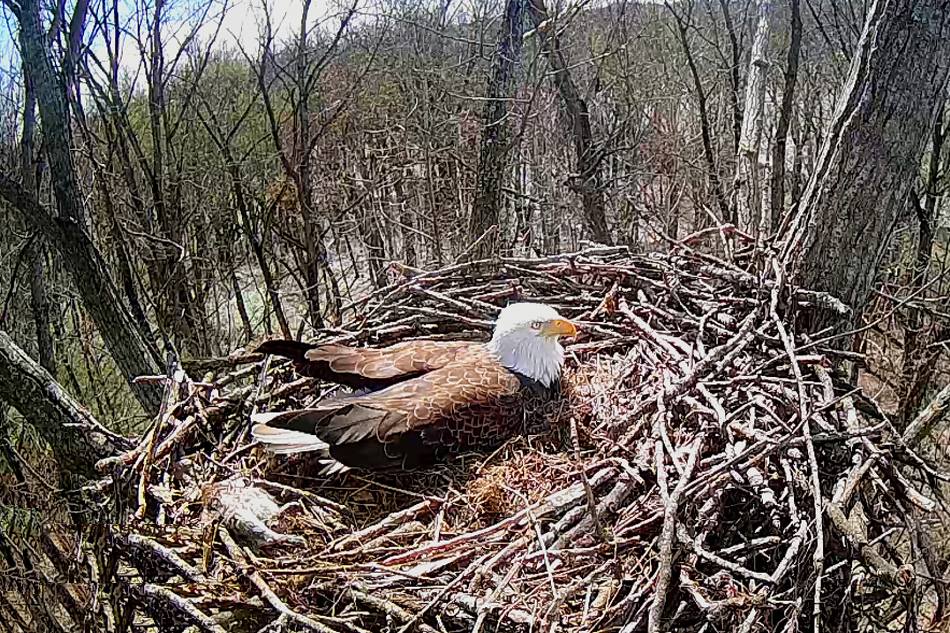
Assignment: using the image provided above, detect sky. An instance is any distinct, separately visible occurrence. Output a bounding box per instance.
[0,0,331,104]
[192,0,328,53]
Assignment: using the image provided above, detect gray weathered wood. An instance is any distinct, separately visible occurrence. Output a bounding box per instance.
[735,0,772,235]
[781,0,950,328]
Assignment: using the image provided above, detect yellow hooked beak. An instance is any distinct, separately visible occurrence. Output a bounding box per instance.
[542,318,578,338]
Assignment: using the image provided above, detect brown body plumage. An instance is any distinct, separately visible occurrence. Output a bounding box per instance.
[251,303,576,471]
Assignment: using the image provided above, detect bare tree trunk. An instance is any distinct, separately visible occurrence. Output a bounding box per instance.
[718,0,743,155]
[899,105,946,424]
[27,246,54,374]
[12,0,163,412]
[19,62,55,376]
[667,2,732,223]
[98,175,159,357]
[293,0,327,329]
[781,0,950,331]
[913,116,943,286]
[365,216,386,286]
[195,105,292,339]
[145,0,204,356]
[242,203,292,340]
[526,0,612,245]
[322,243,343,325]
[85,86,163,353]
[790,118,806,205]
[425,149,444,267]
[470,0,525,257]
[254,0,349,331]
[396,180,418,267]
[16,0,84,227]
[770,0,802,230]
[231,268,253,345]
[735,0,772,235]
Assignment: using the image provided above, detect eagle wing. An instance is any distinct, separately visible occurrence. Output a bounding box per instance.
[253,339,474,390]
[251,349,525,469]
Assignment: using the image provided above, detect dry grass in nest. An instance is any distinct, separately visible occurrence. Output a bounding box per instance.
[468,448,576,518]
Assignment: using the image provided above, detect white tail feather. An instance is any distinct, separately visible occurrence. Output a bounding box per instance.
[251,421,330,455]
[250,411,293,425]
[250,414,351,474]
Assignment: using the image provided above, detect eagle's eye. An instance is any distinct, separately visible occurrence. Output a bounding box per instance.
[530,320,543,330]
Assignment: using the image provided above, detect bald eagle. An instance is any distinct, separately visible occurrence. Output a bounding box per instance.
[250,303,577,471]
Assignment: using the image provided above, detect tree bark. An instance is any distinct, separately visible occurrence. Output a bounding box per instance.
[470,0,525,257]
[18,55,55,376]
[0,331,123,481]
[780,0,950,329]
[718,0,743,155]
[526,0,612,245]
[735,0,773,235]
[770,0,802,230]
[13,0,163,413]
[899,105,946,424]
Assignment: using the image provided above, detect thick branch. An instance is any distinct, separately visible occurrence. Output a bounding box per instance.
[901,381,950,448]
[0,330,124,480]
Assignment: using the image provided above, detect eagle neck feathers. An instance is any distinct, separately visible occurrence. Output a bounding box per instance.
[486,331,564,389]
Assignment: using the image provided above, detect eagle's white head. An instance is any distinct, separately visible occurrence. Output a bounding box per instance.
[487,303,577,388]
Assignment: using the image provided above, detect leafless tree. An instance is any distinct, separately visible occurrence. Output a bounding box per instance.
[526,0,612,245]
[733,0,771,235]
[782,0,950,332]
[769,0,801,229]
[470,0,525,256]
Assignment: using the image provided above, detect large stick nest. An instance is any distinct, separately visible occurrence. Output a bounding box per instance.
[97,245,945,633]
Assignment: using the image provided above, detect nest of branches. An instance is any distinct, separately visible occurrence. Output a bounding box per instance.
[96,243,949,633]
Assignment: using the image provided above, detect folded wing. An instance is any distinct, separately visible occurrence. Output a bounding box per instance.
[254,339,475,390]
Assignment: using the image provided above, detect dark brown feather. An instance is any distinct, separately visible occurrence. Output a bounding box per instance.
[253,339,474,390]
